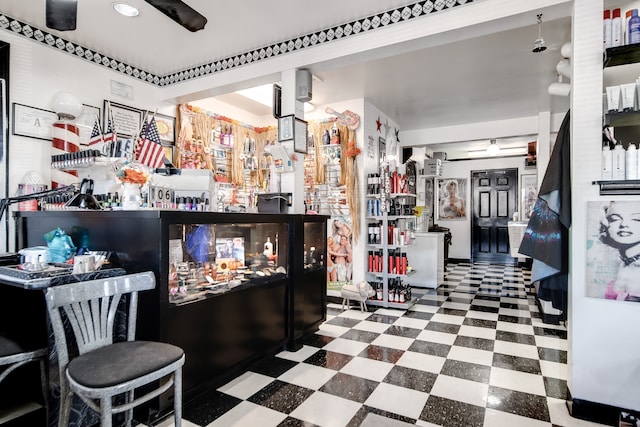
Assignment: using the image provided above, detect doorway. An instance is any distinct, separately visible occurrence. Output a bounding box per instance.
[471,168,518,263]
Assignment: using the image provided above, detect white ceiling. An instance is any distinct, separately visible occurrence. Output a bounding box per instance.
[0,0,572,144]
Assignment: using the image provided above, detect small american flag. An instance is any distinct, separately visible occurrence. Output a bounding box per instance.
[135,117,165,168]
[88,117,103,145]
[103,115,116,143]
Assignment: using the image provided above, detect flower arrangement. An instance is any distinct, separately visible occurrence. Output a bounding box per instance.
[345,140,362,158]
[114,162,150,186]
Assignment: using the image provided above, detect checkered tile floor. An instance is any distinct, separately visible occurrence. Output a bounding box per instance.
[156,262,607,427]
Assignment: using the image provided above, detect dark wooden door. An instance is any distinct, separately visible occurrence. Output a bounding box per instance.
[471,168,518,263]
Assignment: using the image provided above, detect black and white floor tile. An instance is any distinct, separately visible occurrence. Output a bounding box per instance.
[156,262,606,427]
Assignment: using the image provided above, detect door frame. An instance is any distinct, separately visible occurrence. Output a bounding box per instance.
[470,167,518,263]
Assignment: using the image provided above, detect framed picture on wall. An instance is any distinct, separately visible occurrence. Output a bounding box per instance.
[151,112,176,145]
[437,178,467,220]
[521,174,538,220]
[586,200,640,303]
[104,100,142,137]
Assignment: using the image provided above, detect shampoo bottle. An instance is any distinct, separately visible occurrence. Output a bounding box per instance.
[613,140,626,180]
[627,143,639,179]
[630,9,640,44]
[602,139,613,180]
[604,9,612,49]
[263,237,273,258]
[613,8,623,47]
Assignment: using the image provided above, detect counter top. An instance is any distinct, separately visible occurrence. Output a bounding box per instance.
[0,267,127,289]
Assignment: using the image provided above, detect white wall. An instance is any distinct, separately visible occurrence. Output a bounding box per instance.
[570,0,640,414]
[0,32,173,250]
[436,156,529,260]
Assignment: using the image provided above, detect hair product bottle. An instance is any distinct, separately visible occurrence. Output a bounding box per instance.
[613,8,623,47]
[613,140,626,180]
[627,143,638,179]
[604,9,612,49]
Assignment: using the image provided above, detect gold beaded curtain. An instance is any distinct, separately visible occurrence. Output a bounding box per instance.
[308,120,360,243]
[176,104,277,188]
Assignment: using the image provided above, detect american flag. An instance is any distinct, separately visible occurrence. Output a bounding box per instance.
[103,114,116,143]
[88,117,103,145]
[135,117,165,168]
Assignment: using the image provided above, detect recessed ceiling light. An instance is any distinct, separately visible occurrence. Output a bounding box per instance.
[113,2,140,17]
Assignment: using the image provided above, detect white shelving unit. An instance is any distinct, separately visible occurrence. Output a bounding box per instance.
[365,190,418,309]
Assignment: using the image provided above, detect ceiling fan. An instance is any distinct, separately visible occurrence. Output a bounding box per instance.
[45,0,207,32]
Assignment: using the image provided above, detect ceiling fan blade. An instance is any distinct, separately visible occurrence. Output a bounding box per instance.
[144,0,207,32]
[45,0,77,31]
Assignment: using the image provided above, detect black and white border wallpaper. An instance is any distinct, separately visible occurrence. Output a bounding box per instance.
[0,0,471,87]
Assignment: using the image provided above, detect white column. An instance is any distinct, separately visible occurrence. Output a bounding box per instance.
[536,111,551,189]
[279,69,305,213]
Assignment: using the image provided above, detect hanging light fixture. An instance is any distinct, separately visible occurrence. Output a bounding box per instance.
[532,14,547,53]
[487,139,500,156]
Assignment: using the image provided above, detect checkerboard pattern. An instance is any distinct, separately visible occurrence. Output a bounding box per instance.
[161,262,606,427]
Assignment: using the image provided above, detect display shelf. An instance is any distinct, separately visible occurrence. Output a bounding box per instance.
[603,110,640,127]
[366,297,416,310]
[604,44,640,68]
[52,156,123,170]
[388,215,416,220]
[389,193,416,198]
[592,179,640,195]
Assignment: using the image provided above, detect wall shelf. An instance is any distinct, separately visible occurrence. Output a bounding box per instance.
[603,110,640,127]
[604,45,640,68]
[592,180,640,195]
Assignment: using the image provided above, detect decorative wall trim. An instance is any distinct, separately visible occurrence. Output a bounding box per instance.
[0,0,472,88]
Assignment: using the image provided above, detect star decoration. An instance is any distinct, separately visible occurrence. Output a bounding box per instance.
[395,128,400,143]
[376,117,382,132]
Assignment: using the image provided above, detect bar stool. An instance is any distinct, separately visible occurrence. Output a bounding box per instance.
[0,336,48,423]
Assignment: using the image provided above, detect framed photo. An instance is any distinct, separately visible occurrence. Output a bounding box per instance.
[379,136,386,163]
[521,174,538,220]
[437,178,467,220]
[162,145,174,164]
[278,114,294,141]
[12,103,57,140]
[104,100,142,137]
[293,117,308,153]
[152,112,176,144]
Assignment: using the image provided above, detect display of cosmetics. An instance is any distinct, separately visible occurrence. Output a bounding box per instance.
[387,248,408,275]
[366,173,382,194]
[39,193,75,210]
[367,249,384,273]
[367,222,382,245]
[367,198,382,217]
[388,200,413,216]
[369,279,412,303]
[386,220,413,245]
[51,149,103,169]
[389,170,408,194]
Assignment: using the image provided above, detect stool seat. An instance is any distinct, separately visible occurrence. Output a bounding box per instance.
[341,281,374,312]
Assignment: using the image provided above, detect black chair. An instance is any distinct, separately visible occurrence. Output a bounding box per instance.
[0,336,48,423]
[44,271,185,427]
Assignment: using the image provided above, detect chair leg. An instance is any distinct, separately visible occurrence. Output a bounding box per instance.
[38,358,49,425]
[125,390,134,427]
[174,368,183,427]
[101,396,112,427]
[58,389,73,427]
[341,297,346,310]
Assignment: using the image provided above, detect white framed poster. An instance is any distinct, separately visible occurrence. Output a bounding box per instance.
[12,103,57,140]
[521,174,538,220]
[437,178,467,220]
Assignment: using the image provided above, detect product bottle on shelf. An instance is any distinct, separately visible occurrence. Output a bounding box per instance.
[613,140,626,180]
[602,139,613,180]
[613,8,623,47]
[626,143,638,179]
[604,9,612,49]
[630,9,640,44]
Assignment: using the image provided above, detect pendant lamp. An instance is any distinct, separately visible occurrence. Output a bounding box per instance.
[487,139,500,156]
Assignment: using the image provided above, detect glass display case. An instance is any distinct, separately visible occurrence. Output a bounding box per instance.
[167,221,289,305]
[13,210,327,424]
